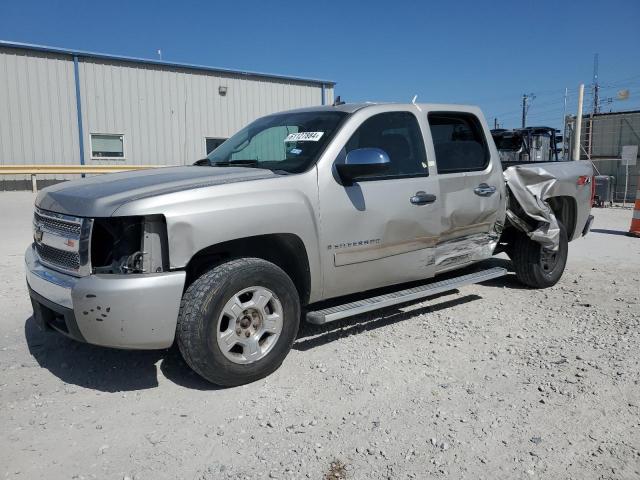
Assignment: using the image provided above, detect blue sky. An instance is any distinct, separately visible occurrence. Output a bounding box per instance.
[2,0,639,130]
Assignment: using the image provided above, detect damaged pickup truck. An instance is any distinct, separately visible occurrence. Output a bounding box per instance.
[26,103,594,386]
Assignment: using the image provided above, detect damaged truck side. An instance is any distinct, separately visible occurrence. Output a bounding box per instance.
[26,103,594,386]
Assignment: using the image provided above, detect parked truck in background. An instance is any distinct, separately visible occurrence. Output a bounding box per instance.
[26,102,594,386]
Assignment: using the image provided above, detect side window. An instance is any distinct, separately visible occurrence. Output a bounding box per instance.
[427,113,489,174]
[345,112,428,178]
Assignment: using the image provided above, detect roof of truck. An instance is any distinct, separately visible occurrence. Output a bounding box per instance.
[276,102,482,115]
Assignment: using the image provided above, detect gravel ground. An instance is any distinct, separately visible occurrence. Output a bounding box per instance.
[1,192,639,480]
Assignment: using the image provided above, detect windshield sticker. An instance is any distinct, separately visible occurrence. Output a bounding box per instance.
[289,148,302,155]
[284,132,324,142]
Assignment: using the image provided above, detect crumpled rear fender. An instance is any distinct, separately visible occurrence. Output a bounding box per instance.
[504,160,593,248]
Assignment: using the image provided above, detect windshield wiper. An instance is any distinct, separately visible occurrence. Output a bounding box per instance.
[205,159,290,175]
[209,159,260,167]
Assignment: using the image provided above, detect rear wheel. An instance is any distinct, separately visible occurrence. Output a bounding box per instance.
[177,258,300,386]
[511,222,568,288]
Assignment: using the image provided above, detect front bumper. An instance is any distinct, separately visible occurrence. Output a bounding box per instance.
[25,245,186,349]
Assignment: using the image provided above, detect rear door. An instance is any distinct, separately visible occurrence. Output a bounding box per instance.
[426,109,505,272]
[317,108,442,299]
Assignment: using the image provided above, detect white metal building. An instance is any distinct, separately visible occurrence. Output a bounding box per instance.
[566,110,640,200]
[0,41,335,189]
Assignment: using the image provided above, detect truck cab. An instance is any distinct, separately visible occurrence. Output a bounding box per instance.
[315,104,505,298]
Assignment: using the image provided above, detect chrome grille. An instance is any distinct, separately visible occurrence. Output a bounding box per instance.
[34,211,82,237]
[35,243,81,270]
[33,208,92,276]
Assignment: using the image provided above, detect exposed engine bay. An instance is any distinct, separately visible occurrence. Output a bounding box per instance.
[91,216,168,274]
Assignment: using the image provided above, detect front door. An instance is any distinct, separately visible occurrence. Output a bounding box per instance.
[318,109,442,300]
[426,110,505,272]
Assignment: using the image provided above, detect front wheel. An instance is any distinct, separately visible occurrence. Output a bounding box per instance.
[177,258,300,386]
[510,222,568,288]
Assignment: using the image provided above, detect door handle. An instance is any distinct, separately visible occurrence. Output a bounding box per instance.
[410,191,437,205]
[474,183,497,197]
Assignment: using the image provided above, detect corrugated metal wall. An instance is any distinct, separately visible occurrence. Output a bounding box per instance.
[79,58,332,165]
[0,47,80,187]
[0,46,334,188]
[570,112,640,201]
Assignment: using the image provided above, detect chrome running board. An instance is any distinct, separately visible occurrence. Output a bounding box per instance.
[305,267,507,325]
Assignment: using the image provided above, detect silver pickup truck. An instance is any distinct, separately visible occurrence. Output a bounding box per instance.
[26,103,594,386]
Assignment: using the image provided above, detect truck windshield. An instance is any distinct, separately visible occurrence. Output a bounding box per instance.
[206,111,348,174]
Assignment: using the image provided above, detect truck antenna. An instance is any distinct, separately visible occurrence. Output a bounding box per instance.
[412,95,422,112]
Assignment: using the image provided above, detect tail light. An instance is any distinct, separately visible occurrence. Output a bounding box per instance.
[577,175,591,186]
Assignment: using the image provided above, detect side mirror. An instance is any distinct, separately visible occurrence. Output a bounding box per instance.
[336,148,390,185]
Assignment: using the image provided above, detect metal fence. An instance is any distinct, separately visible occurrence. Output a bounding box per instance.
[565,111,640,201]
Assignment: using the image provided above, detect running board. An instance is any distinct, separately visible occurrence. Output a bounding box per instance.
[305,267,507,325]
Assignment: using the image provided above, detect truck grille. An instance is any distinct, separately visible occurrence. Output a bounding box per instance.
[34,243,81,271]
[33,208,92,276]
[33,211,82,237]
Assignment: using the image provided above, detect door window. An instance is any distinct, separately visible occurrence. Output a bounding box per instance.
[345,112,428,178]
[428,112,489,173]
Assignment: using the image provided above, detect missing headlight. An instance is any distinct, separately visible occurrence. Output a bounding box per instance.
[91,216,168,274]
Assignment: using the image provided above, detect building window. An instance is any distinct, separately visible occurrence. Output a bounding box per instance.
[205,138,226,155]
[91,134,125,159]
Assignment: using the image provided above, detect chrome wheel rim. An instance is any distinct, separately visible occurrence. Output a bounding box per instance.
[216,286,283,364]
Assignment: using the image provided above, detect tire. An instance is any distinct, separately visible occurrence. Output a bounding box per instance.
[177,258,300,387]
[511,222,568,288]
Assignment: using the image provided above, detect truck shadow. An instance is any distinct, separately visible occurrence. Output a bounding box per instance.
[293,258,531,351]
[24,316,219,392]
[294,292,482,351]
[590,228,629,236]
[24,259,529,392]
[468,258,533,291]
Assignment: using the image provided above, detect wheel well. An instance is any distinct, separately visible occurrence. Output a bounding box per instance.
[547,196,577,239]
[184,234,311,305]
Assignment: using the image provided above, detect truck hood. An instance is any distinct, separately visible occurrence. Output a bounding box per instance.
[36,166,278,217]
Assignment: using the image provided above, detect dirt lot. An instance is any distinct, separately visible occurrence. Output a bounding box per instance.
[1,192,639,480]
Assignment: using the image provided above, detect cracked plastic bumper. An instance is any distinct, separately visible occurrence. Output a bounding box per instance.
[25,245,186,349]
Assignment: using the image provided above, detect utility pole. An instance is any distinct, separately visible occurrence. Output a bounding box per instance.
[521,93,535,128]
[592,53,600,114]
[572,84,585,161]
[562,87,568,160]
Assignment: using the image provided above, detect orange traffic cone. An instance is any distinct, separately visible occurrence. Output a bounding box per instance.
[628,184,640,237]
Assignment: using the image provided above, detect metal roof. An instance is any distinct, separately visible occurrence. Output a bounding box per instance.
[568,109,640,119]
[0,40,336,87]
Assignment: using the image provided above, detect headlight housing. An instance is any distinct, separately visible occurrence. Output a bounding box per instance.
[91,215,168,274]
